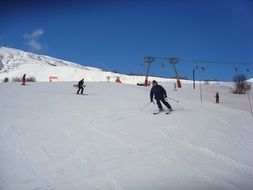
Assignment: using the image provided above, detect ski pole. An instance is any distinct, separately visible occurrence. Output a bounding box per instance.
[166,96,179,103]
[140,101,156,111]
[140,102,151,111]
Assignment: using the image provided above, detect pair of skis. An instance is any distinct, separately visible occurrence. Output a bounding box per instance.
[140,102,175,115]
[153,110,172,115]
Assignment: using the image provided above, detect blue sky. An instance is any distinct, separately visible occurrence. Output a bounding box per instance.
[1,0,253,81]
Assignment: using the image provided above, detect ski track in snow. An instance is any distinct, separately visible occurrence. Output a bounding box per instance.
[142,120,253,189]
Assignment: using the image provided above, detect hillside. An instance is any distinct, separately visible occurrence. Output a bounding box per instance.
[0,46,114,82]
[0,82,253,190]
[0,47,178,84]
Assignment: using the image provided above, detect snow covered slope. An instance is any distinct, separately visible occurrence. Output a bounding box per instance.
[247,78,253,82]
[0,46,115,82]
[0,82,253,190]
[0,46,177,84]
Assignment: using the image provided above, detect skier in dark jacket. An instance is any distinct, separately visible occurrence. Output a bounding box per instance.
[21,74,26,85]
[215,91,219,103]
[150,80,173,112]
[77,78,84,94]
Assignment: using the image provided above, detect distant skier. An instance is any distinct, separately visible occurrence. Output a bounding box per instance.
[215,91,219,103]
[21,74,26,85]
[76,78,84,95]
[150,80,173,112]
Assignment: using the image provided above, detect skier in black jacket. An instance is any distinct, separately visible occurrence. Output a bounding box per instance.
[150,80,173,112]
[22,74,26,85]
[77,78,84,94]
[215,91,219,103]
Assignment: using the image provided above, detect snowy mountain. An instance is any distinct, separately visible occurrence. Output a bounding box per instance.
[0,46,115,82]
[0,46,177,84]
[0,47,89,70]
[0,81,253,190]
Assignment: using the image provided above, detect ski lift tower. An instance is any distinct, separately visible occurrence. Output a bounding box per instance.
[168,57,182,88]
[144,56,155,86]
[154,57,182,88]
[143,56,182,88]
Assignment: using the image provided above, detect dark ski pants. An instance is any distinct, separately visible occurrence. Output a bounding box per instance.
[77,87,84,94]
[156,98,172,110]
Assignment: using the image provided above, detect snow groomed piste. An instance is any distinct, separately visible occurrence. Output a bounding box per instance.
[0,81,253,190]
